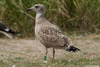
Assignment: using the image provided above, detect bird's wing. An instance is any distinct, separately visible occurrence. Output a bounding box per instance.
[0,21,8,31]
[38,25,71,47]
[0,21,21,35]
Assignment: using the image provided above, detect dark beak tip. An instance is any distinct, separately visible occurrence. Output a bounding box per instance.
[26,9,28,11]
[26,8,32,11]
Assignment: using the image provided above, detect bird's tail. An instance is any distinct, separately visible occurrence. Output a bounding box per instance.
[5,29,21,36]
[66,46,80,52]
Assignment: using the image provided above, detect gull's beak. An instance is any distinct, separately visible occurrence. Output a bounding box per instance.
[26,8,32,11]
[26,7,35,11]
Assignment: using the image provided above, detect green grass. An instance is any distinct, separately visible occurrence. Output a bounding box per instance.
[0,0,100,37]
[0,56,100,67]
[92,37,100,41]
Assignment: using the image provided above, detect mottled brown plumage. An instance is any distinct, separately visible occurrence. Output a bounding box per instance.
[26,4,80,60]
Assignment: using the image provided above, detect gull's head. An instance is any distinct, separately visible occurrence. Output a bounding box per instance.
[26,4,45,14]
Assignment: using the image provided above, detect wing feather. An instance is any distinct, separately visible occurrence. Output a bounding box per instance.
[37,25,71,48]
[0,21,8,30]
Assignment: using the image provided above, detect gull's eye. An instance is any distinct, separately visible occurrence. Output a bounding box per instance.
[35,6,39,8]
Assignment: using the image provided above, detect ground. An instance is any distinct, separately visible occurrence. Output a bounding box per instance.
[0,34,100,67]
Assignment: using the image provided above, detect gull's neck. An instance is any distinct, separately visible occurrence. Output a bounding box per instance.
[35,12,45,23]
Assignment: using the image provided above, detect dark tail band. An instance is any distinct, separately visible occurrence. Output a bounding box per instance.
[66,46,80,52]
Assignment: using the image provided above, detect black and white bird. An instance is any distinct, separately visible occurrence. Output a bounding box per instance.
[0,21,21,39]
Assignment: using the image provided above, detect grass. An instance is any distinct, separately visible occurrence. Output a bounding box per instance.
[0,34,100,67]
[0,56,100,67]
[0,0,100,37]
[92,37,100,41]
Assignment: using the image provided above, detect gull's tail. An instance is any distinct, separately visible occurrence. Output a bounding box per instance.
[66,46,80,52]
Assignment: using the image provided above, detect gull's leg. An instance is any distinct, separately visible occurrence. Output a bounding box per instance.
[53,48,55,59]
[44,48,48,61]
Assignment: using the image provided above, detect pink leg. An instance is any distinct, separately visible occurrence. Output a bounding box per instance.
[53,48,55,59]
[45,48,48,56]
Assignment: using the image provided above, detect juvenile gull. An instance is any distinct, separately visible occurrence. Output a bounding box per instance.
[0,21,21,38]
[26,4,80,60]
